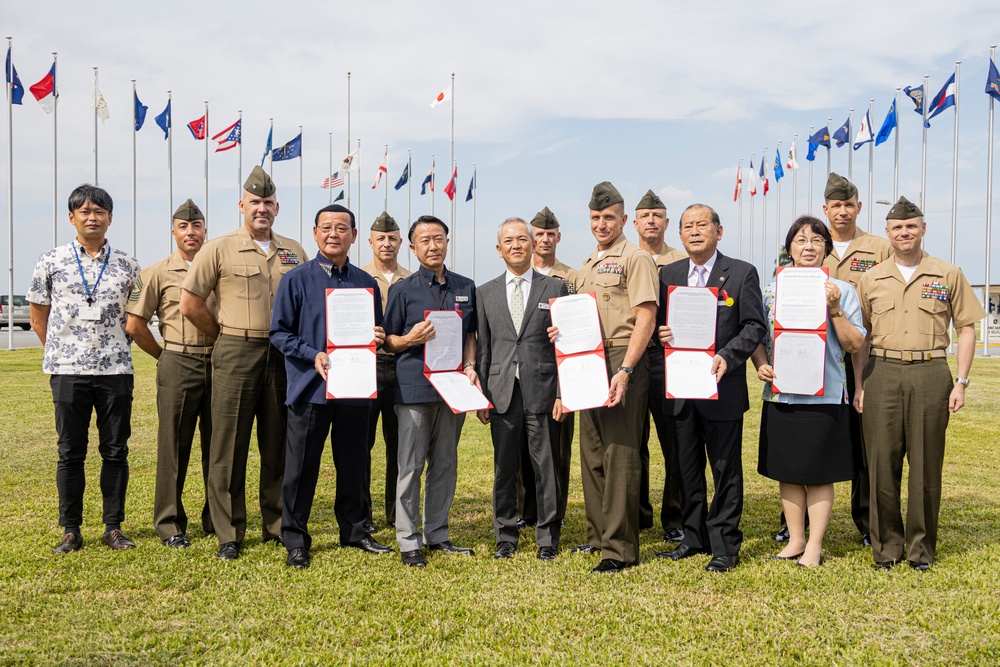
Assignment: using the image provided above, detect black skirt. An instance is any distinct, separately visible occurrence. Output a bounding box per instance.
[757,401,854,485]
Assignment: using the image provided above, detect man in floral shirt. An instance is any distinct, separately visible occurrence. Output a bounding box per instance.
[28,184,141,554]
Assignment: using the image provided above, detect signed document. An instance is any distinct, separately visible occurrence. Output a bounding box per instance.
[775,267,828,331]
[664,350,718,400]
[326,288,376,347]
[666,286,718,350]
[327,347,377,399]
[550,293,602,355]
[772,331,826,396]
[424,310,463,371]
[427,371,491,413]
[556,354,610,411]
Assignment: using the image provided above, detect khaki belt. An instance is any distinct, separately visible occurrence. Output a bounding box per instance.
[163,341,214,355]
[219,326,270,339]
[604,338,658,349]
[871,348,947,363]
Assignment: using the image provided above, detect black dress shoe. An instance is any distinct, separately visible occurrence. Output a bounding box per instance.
[775,527,790,542]
[217,541,240,561]
[102,529,136,550]
[362,521,376,534]
[537,546,557,561]
[908,561,931,572]
[656,544,708,561]
[705,554,740,572]
[428,541,475,556]
[262,535,284,546]
[286,547,310,569]
[592,558,630,573]
[164,535,191,549]
[53,532,83,554]
[663,528,685,543]
[873,560,898,571]
[795,556,824,568]
[767,551,804,561]
[862,533,872,547]
[494,541,516,559]
[569,543,597,554]
[401,549,427,567]
[343,535,393,555]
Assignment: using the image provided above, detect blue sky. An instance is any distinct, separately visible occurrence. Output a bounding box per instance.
[3,0,1000,291]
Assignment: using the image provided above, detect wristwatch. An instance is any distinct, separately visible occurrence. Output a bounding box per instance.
[830,309,844,318]
[618,366,634,379]
[956,377,970,387]
[463,362,476,370]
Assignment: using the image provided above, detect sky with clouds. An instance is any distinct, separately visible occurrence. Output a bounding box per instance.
[3,0,1000,292]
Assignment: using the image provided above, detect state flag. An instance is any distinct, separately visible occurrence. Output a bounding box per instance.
[134,91,148,131]
[94,89,110,123]
[187,115,206,140]
[4,47,24,105]
[986,58,1000,102]
[444,167,458,200]
[466,170,476,202]
[421,158,435,194]
[832,117,850,147]
[340,148,360,172]
[272,133,302,161]
[759,158,768,196]
[773,148,784,182]
[211,119,241,152]
[733,164,741,201]
[395,160,410,191]
[875,100,897,146]
[926,73,957,121]
[372,148,388,189]
[29,63,57,114]
[786,139,799,171]
[748,159,757,196]
[155,100,171,139]
[853,109,873,150]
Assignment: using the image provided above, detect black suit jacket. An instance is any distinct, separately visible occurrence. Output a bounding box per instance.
[659,252,766,422]
[476,270,568,414]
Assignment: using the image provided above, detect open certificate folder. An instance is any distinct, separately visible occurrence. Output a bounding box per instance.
[664,286,719,400]
[771,267,828,396]
[423,310,492,413]
[325,288,377,399]
[550,293,610,412]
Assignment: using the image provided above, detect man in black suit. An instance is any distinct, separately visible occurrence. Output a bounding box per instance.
[476,218,568,560]
[655,204,765,572]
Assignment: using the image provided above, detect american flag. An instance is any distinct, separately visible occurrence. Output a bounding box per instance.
[211,119,241,152]
[321,172,345,189]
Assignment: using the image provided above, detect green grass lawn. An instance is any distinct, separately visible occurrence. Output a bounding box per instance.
[2,348,999,666]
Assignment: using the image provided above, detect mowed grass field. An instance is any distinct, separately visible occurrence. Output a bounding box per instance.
[1,347,999,666]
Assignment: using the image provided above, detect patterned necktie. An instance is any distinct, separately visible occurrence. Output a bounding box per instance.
[510,276,524,379]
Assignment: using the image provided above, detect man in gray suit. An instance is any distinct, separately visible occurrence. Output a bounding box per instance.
[476,218,568,560]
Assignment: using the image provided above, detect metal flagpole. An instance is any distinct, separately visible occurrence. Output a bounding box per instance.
[775,141,782,269]
[431,154,435,217]
[748,152,755,278]
[471,164,476,279]
[328,132,333,205]
[894,88,901,200]
[791,134,797,220]
[761,145,768,278]
[167,91,173,252]
[93,67,99,184]
[920,74,929,213]
[356,138,361,264]
[384,144,388,211]
[52,52,57,247]
[299,125,303,244]
[450,73,455,269]
[807,126,814,214]
[6,37,14,349]
[268,118,273,176]
[826,117,832,181]
[407,148,411,270]
[204,101,209,233]
[985,46,996,357]
[847,108,854,182]
[131,80,137,257]
[237,110,242,228]
[346,72,351,209]
[867,99,875,232]
[950,62,961,266]
[451,160,457,271]
[737,158,743,260]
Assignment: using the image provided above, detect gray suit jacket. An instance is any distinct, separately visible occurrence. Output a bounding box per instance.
[476,270,568,414]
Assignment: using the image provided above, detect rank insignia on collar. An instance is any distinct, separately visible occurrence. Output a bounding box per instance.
[277,250,300,265]
[921,281,950,301]
[850,257,878,272]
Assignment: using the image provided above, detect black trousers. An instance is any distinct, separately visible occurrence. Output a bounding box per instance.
[50,374,134,530]
[845,355,869,536]
[282,402,371,551]
[490,381,561,548]
[366,353,399,525]
[517,413,574,523]
[672,402,744,556]
[642,346,682,532]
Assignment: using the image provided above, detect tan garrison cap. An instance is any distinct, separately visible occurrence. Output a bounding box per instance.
[886,196,923,220]
[589,181,624,210]
[172,198,204,222]
[371,211,399,232]
[530,207,560,229]
[635,189,665,210]
[243,165,276,197]
[824,172,858,201]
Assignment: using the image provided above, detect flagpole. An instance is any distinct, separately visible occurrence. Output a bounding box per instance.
[826,116,832,182]
[406,149,412,270]
[237,109,242,228]
[894,88,901,200]
[920,74,929,213]
[950,62,961,266]
[93,67,98,184]
[451,160,457,271]
[268,118,274,176]
[384,144,389,211]
[985,46,996,357]
[761,145,768,279]
[346,72,351,209]
[749,152,755,278]
[204,101,209,233]
[450,73,455,270]
[431,154,435,217]
[6,37,14,350]
[471,164,477,279]
[791,134,797,220]
[775,141,782,270]
[847,108,854,182]
[356,138,361,265]
[867,98,875,232]
[737,158,743,261]
[167,90,173,253]
[328,132,333,204]
[299,125,304,244]
[807,126,814,214]
[131,80,137,257]
[51,52,58,247]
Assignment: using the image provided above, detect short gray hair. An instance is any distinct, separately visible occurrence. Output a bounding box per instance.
[496,217,534,243]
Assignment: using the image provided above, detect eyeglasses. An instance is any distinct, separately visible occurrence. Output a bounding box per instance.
[791,238,827,248]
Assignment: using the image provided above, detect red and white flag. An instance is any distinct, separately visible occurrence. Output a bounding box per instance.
[187,116,206,140]
[211,119,241,152]
[29,64,57,114]
[733,165,742,202]
[444,166,458,201]
[372,149,388,189]
[430,83,453,109]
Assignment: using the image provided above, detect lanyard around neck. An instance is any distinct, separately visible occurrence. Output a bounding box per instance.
[74,244,110,305]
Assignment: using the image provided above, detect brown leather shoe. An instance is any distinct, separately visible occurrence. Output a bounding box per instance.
[54,532,83,554]
[101,529,136,550]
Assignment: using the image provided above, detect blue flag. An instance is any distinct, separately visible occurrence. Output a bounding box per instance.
[773,149,784,182]
[260,127,272,167]
[927,73,956,121]
[903,85,931,128]
[272,133,301,161]
[466,170,476,201]
[808,126,831,148]
[875,100,896,146]
[154,100,171,139]
[832,117,850,147]
[5,46,24,105]
[134,91,148,131]
[806,142,818,162]
[987,58,1000,102]
[394,160,410,190]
